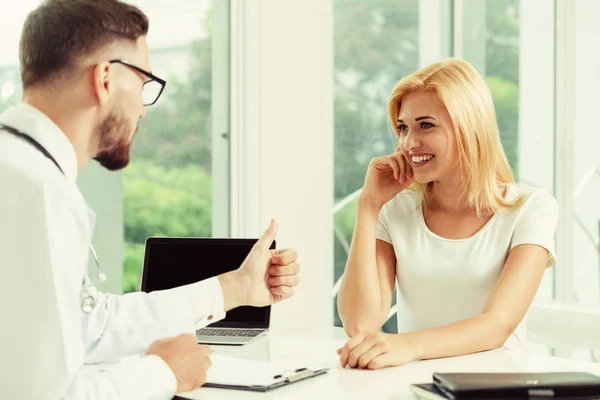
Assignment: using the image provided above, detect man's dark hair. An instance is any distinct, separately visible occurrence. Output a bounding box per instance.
[19,0,149,89]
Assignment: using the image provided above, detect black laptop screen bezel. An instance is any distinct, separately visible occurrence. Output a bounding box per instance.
[140,237,273,329]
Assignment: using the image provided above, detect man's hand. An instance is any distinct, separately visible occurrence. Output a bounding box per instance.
[219,220,301,309]
[146,333,212,392]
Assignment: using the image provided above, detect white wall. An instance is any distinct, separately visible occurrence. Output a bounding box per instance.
[232,0,334,334]
[418,0,452,67]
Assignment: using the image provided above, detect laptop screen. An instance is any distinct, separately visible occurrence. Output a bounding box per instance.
[140,238,272,328]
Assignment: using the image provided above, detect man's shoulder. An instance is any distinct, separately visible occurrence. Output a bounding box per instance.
[0,138,81,212]
[0,158,50,211]
[0,134,67,190]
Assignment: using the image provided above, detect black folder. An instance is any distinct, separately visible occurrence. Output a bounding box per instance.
[411,372,600,399]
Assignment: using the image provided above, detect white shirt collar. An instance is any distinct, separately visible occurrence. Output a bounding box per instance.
[0,102,78,182]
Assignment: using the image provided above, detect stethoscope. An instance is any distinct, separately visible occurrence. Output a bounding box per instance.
[0,123,106,314]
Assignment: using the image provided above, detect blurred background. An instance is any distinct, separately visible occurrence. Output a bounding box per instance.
[1,0,598,363]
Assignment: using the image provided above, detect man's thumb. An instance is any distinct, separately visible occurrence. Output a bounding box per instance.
[257,219,277,248]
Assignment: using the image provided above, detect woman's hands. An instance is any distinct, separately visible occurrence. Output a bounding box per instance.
[337,331,419,370]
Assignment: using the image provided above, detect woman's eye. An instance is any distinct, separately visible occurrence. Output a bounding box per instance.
[397,124,408,134]
[421,122,434,129]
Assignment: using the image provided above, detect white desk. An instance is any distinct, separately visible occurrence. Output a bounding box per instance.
[175,328,600,400]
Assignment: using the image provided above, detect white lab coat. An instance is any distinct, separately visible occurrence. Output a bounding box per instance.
[0,103,226,400]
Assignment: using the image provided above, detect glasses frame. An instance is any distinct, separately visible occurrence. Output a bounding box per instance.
[109,59,167,106]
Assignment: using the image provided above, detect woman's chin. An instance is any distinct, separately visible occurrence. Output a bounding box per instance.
[412,173,432,185]
[414,172,439,185]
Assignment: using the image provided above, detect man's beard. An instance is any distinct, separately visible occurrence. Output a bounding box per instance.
[93,108,135,171]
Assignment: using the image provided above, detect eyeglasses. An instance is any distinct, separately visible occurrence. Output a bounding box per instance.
[109,59,167,106]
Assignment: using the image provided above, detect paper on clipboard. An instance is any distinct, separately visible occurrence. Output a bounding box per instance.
[205,354,325,387]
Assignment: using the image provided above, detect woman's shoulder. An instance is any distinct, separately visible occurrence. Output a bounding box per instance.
[506,184,559,213]
[381,189,421,216]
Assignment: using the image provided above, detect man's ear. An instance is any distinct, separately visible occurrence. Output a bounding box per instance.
[91,62,112,106]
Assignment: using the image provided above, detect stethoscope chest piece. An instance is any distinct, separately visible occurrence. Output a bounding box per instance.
[81,294,96,314]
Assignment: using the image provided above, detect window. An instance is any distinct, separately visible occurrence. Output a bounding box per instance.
[122,0,230,293]
[459,0,556,356]
[566,0,600,361]
[571,0,600,310]
[463,0,599,361]
[333,0,420,333]
[460,0,556,302]
[461,0,520,178]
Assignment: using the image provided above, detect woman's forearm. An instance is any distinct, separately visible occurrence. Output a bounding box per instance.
[404,313,512,361]
[337,198,388,333]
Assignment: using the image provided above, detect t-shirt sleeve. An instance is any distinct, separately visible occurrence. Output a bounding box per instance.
[376,204,393,244]
[510,190,559,268]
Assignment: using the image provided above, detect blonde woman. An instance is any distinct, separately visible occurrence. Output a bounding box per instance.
[336,58,559,370]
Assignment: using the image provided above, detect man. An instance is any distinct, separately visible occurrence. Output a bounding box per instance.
[0,0,301,399]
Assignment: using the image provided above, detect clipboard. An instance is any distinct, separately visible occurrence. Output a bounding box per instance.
[204,366,329,392]
[175,354,329,396]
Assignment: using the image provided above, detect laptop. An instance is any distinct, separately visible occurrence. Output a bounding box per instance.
[411,372,600,399]
[141,237,274,345]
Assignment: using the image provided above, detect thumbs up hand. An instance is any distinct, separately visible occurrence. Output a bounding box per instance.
[225,220,300,308]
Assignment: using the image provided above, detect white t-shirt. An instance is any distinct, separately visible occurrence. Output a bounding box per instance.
[376,185,559,352]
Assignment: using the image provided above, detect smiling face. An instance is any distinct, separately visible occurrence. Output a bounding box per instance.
[396,91,460,184]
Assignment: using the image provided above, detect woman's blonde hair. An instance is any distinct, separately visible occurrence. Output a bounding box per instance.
[387,58,523,216]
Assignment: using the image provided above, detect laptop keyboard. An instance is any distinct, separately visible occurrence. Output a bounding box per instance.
[196,328,263,337]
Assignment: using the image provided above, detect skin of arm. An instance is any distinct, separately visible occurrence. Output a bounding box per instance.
[338,244,549,369]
